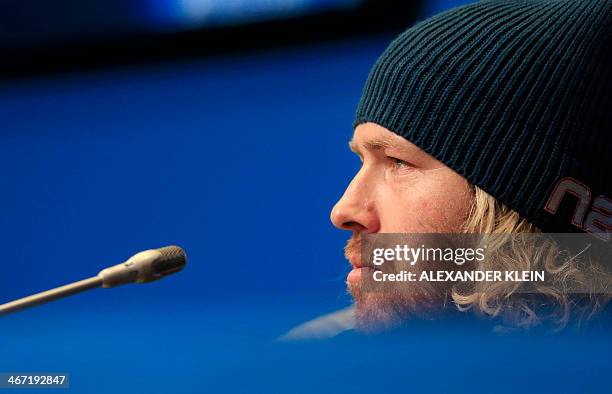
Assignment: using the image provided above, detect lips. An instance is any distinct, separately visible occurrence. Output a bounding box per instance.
[347,251,361,268]
[346,244,375,270]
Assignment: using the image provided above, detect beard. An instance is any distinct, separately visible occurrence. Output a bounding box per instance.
[344,234,449,332]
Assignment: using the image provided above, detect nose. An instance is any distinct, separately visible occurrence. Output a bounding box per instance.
[330,170,380,233]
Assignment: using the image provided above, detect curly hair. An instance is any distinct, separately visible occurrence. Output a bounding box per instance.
[453,186,611,330]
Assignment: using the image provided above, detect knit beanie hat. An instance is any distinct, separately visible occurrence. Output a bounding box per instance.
[354,0,611,236]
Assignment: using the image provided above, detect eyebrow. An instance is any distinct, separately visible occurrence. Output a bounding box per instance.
[348,137,398,153]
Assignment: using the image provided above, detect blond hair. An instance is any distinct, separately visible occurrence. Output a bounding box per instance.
[454,186,610,329]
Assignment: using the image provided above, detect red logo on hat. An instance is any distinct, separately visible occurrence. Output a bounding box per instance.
[545,177,611,242]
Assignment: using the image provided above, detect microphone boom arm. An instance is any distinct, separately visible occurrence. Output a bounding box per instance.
[0,245,186,316]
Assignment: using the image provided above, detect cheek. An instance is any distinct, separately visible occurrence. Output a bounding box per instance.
[426,188,472,230]
[378,174,472,232]
[376,191,436,232]
[426,177,473,231]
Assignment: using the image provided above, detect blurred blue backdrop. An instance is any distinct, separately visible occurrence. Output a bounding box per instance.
[0,1,609,393]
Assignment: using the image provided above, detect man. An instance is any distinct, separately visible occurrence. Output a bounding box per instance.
[283,0,610,338]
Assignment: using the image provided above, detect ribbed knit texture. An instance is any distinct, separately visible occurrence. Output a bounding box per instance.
[354,0,611,232]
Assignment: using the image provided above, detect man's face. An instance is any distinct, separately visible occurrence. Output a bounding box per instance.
[330,122,473,328]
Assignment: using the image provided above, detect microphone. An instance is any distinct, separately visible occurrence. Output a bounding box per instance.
[0,245,187,316]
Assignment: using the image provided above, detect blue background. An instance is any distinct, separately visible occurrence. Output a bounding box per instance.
[1,1,610,393]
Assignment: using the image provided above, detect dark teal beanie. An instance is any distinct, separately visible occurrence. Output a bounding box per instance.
[354,0,611,234]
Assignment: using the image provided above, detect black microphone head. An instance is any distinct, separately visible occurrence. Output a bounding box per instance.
[154,245,187,277]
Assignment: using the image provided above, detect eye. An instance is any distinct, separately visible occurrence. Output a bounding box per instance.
[389,156,411,170]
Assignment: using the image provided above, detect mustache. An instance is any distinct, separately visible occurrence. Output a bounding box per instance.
[344,233,361,262]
